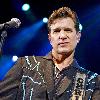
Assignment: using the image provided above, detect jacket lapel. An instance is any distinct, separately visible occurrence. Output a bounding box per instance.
[56,76,71,96]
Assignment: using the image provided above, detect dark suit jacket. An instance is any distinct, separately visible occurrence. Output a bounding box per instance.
[0,53,100,100]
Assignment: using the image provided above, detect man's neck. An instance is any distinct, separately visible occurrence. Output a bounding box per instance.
[52,51,74,71]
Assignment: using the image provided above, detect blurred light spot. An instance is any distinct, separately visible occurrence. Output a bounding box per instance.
[43,17,48,23]
[12,56,18,62]
[22,3,30,11]
[79,24,83,32]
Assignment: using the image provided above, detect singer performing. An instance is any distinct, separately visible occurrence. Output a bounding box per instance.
[0,7,100,100]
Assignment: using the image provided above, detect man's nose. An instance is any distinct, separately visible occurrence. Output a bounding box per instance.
[59,30,67,39]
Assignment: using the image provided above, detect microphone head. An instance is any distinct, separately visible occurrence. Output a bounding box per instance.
[0,18,21,30]
[11,18,21,28]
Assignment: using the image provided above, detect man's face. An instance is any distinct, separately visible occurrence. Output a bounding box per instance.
[48,17,81,55]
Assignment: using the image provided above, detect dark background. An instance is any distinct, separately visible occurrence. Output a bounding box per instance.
[0,0,100,74]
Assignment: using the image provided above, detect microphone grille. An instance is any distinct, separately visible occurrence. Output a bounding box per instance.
[11,18,21,28]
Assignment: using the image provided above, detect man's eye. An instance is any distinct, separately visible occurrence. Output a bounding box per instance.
[64,29,72,32]
[54,30,60,32]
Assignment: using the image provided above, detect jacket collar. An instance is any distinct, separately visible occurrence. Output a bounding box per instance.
[43,51,53,60]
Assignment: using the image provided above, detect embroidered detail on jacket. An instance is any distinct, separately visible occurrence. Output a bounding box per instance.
[21,75,41,100]
[88,73,98,82]
[24,56,45,83]
[21,56,46,100]
[25,56,32,67]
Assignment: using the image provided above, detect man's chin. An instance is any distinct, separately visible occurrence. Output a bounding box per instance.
[57,50,69,54]
[57,49,74,56]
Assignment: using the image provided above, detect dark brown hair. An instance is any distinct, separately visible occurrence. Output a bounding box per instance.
[48,7,81,32]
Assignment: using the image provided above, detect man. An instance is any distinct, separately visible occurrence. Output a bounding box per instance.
[0,7,100,100]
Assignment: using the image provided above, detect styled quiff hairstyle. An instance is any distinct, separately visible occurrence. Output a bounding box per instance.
[48,7,81,32]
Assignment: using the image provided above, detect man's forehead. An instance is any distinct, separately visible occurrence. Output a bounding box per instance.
[50,17,75,29]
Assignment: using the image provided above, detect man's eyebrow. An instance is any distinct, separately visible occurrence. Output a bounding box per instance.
[64,28,72,30]
[52,27,72,30]
[53,28,60,30]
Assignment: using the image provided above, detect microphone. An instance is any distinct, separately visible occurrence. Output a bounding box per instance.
[0,18,21,30]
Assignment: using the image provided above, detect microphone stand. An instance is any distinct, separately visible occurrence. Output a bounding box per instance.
[0,29,7,57]
[0,20,21,57]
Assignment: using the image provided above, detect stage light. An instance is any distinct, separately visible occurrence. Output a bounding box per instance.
[12,56,18,62]
[43,17,48,23]
[22,3,30,11]
[79,24,83,32]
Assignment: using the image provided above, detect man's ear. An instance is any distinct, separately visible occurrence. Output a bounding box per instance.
[48,33,51,41]
[77,32,81,43]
